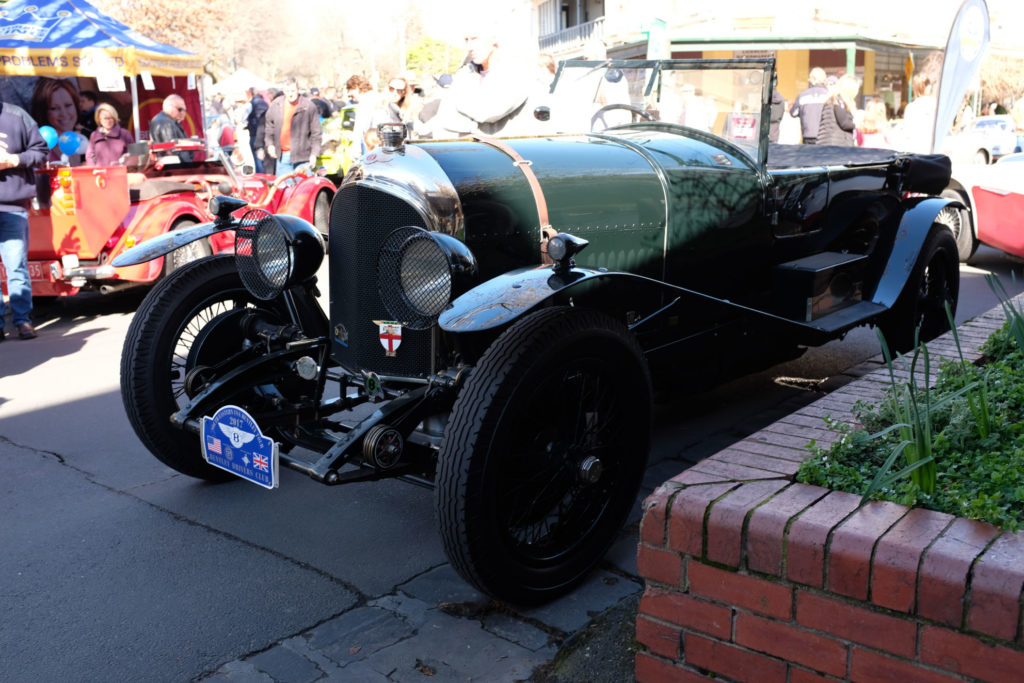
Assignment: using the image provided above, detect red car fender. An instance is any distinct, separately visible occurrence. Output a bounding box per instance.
[276,177,334,220]
[973,186,1024,257]
[112,196,209,283]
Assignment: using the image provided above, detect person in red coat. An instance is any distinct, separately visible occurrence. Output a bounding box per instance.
[86,103,135,166]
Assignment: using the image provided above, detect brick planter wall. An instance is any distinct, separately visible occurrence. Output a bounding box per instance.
[636,304,1024,682]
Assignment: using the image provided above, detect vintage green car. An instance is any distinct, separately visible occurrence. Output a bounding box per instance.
[114,59,959,604]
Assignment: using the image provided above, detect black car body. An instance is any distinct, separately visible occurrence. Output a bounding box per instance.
[115,59,960,604]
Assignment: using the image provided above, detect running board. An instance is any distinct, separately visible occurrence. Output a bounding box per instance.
[803,300,887,334]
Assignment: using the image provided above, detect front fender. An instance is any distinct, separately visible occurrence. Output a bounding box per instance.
[870,197,957,308]
[125,197,208,246]
[438,264,839,347]
[277,178,333,220]
[439,265,687,335]
[439,266,599,332]
[112,219,223,267]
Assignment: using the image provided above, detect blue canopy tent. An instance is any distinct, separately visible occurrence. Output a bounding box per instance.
[0,0,203,138]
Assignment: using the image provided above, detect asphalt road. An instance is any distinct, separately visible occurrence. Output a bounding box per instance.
[1,246,1021,682]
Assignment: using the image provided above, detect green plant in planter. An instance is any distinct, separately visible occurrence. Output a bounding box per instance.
[988,273,1024,350]
[797,285,1024,531]
[946,301,991,440]
[859,327,977,500]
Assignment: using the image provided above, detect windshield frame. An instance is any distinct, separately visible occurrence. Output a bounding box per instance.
[550,58,775,173]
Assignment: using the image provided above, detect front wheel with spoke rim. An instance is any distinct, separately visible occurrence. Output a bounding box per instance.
[436,307,652,604]
[121,255,285,480]
[878,224,960,353]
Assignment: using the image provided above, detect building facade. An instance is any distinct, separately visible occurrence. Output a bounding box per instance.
[531,2,949,112]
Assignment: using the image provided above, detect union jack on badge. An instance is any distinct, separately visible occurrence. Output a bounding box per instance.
[252,453,269,472]
[373,320,402,357]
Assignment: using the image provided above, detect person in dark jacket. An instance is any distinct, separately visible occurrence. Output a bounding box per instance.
[769,87,786,143]
[148,94,193,162]
[264,79,321,175]
[309,87,334,119]
[789,67,830,144]
[0,100,49,340]
[77,89,98,136]
[246,87,268,173]
[817,75,859,146]
[86,103,135,166]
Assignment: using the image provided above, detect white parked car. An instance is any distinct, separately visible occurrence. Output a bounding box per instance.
[945,115,1020,164]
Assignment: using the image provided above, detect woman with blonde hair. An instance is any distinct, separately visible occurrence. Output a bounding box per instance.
[85,103,135,166]
[817,74,859,146]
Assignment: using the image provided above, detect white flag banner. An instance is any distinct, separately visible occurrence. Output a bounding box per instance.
[932,0,990,153]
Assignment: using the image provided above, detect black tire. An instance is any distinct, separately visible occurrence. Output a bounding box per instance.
[436,307,652,604]
[121,255,283,480]
[937,189,977,262]
[974,149,990,165]
[313,190,332,236]
[878,225,960,353]
[162,219,212,277]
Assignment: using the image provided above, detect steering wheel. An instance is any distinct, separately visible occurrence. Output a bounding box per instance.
[590,104,656,131]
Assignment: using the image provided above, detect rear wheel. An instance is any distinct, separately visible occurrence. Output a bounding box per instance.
[878,225,960,353]
[121,255,286,479]
[313,190,332,236]
[974,149,990,164]
[162,219,212,276]
[436,307,652,604]
[937,189,977,262]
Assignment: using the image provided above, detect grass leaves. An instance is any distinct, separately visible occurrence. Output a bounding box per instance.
[797,280,1024,531]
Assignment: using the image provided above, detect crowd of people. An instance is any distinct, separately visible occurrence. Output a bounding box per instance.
[204,30,568,180]
[3,38,1022,342]
[782,66,1019,153]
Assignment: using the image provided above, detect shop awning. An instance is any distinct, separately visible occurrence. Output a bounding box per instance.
[0,0,201,77]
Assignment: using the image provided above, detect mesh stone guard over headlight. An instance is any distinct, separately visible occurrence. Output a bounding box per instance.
[236,213,325,300]
[378,226,477,330]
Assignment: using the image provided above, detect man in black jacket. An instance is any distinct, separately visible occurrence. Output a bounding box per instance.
[789,67,830,144]
[264,79,321,175]
[148,94,193,162]
[0,100,49,340]
[246,87,268,173]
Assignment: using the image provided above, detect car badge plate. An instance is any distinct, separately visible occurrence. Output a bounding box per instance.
[201,405,279,489]
[374,320,402,357]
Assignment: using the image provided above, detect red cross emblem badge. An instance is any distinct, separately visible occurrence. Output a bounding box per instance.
[374,320,402,357]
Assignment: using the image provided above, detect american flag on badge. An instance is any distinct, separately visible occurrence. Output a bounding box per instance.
[208,437,222,455]
[253,453,269,472]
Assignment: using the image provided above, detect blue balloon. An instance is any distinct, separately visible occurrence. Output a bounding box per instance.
[58,131,82,155]
[39,125,58,148]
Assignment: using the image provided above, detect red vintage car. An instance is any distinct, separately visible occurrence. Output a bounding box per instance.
[941,153,1024,261]
[5,139,334,297]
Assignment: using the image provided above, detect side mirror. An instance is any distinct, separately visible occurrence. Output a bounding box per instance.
[216,180,233,196]
[534,106,551,122]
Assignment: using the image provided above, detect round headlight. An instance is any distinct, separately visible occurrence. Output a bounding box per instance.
[235,212,325,300]
[378,226,477,329]
[400,237,452,315]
